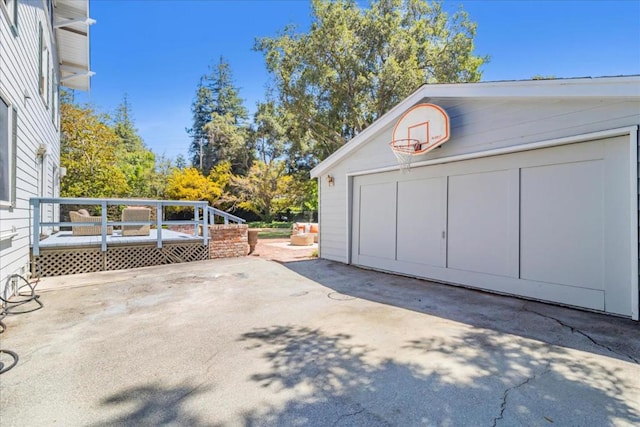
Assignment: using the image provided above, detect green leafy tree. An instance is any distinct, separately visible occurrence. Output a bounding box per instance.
[188,57,251,175]
[253,100,287,163]
[175,154,187,170]
[149,153,174,199]
[112,95,157,198]
[60,102,129,198]
[257,0,487,164]
[230,160,295,222]
[204,112,251,176]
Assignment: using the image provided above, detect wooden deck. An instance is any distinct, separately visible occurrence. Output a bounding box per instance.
[33,230,209,277]
[38,229,202,248]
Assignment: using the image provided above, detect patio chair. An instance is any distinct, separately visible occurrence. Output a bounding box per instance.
[69,210,113,236]
[292,222,319,243]
[122,207,151,236]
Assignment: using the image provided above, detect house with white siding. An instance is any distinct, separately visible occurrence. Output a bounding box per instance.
[0,0,93,296]
[311,76,640,320]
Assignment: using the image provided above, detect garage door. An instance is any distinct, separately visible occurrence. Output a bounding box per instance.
[351,136,633,316]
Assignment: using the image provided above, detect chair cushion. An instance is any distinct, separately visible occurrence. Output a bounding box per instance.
[77,209,90,216]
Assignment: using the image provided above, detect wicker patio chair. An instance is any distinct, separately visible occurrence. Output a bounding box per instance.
[69,210,113,236]
[121,207,151,236]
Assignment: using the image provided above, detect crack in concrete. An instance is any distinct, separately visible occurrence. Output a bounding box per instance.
[491,366,550,427]
[524,308,640,364]
[333,407,365,426]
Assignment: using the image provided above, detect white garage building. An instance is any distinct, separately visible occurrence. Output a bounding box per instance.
[310,76,640,320]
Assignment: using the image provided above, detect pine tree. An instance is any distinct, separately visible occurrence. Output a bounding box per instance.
[188,57,251,175]
[112,94,156,198]
[187,77,214,170]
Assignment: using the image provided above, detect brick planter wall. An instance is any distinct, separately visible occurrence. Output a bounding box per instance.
[209,224,248,258]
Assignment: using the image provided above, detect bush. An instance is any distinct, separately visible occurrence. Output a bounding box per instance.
[248,221,292,229]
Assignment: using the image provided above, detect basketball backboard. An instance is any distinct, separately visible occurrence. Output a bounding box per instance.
[391,103,450,153]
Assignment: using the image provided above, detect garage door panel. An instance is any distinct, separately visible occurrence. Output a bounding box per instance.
[358,182,396,260]
[397,178,446,266]
[521,160,604,290]
[448,170,518,277]
[603,136,632,315]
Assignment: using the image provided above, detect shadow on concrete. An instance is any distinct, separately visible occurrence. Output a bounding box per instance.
[93,383,213,426]
[280,259,640,365]
[237,324,639,426]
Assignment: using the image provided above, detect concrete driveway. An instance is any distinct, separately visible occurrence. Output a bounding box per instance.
[1,257,639,426]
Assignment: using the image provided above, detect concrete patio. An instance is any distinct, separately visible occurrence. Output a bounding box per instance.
[1,257,639,426]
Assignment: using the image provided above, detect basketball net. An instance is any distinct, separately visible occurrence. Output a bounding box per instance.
[390,139,422,173]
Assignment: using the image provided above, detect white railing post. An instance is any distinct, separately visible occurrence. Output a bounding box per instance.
[101,201,107,252]
[202,204,209,246]
[32,198,40,256]
[156,202,163,248]
[193,204,199,236]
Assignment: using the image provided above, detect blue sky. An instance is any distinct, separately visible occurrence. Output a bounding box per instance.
[75,0,640,162]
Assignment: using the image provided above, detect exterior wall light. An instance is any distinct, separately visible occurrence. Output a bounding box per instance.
[327,175,335,186]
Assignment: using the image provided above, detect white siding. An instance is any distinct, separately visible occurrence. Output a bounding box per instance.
[1,1,61,295]
[319,97,640,265]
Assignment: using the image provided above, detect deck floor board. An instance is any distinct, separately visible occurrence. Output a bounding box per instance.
[38,229,202,249]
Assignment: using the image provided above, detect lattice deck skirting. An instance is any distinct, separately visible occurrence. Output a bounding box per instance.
[32,242,210,277]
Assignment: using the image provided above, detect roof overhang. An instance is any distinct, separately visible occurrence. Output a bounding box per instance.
[54,0,95,91]
[310,76,640,178]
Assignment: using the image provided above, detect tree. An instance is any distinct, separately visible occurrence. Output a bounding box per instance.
[188,57,251,175]
[175,154,187,170]
[204,112,251,175]
[60,102,129,198]
[149,153,174,199]
[253,100,287,163]
[112,95,157,198]
[257,0,487,164]
[165,167,219,205]
[187,77,215,170]
[230,160,295,222]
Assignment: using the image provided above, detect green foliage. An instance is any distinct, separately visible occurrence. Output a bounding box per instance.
[230,160,295,222]
[189,57,252,175]
[112,95,159,198]
[149,153,174,198]
[247,221,292,229]
[205,112,251,175]
[257,229,292,239]
[256,0,487,164]
[60,102,130,198]
[253,100,287,163]
[60,94,180,200]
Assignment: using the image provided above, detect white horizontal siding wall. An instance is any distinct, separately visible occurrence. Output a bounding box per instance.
[319,97,640,264]
[1,1,61,295]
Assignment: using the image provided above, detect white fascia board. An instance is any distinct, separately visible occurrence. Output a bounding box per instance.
[419,76,640,99]
[311,76,640,178]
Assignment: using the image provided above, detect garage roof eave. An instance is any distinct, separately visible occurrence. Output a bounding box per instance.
[310,75,640,178]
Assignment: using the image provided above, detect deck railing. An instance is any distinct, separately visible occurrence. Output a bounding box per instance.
[30,197,245,256]
[207,206,246,225]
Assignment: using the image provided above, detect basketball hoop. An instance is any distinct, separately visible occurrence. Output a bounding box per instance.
[390,138,422,172]
[389,103,451,173]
